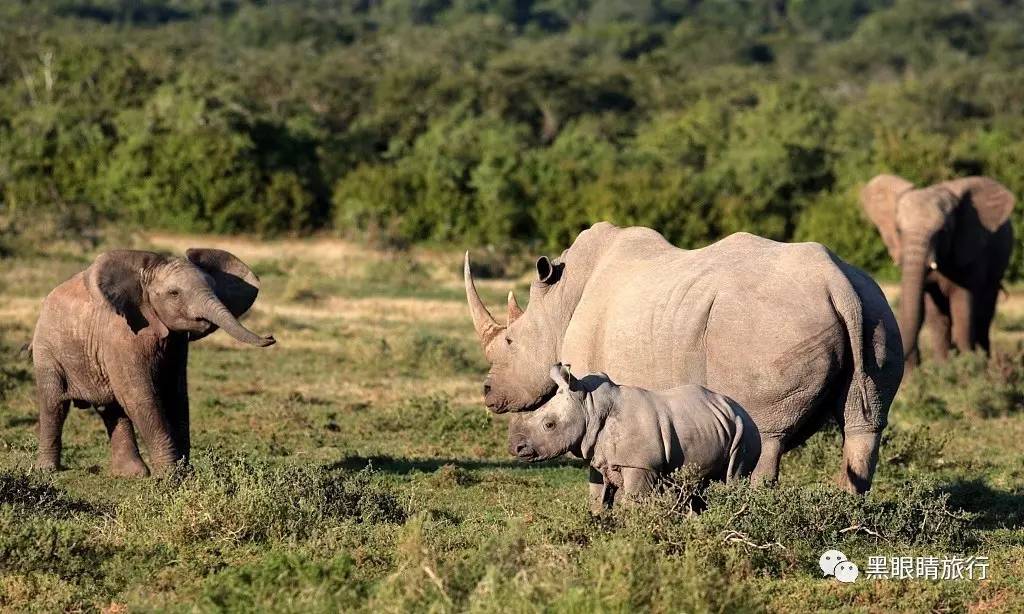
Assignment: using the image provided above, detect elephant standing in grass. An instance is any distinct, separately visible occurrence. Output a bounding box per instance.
[466,222,904,495]
[861,175,1015,367]
[30,249,275,477]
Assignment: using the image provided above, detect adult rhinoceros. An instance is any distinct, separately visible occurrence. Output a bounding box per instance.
[465,222,903,494]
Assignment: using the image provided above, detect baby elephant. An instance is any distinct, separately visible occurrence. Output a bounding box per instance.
[30,248,275,477]
[508,364,760,511]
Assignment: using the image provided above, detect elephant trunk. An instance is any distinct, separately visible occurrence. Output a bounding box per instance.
[899,242,930,365]
[198,292,275,347]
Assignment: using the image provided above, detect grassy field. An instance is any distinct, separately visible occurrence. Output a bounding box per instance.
[2,234,1024,613]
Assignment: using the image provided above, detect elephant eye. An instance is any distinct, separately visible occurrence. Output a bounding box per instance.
[543,420,555,431]
[505,336,512,345]
[168,289,181,298]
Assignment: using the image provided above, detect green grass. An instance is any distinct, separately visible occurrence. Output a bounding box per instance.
[2,234,1024,612]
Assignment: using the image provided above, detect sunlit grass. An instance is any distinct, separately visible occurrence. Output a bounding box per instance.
[1,234,1023,612]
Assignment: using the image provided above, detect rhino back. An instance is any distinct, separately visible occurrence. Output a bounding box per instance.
[562,231,855,437]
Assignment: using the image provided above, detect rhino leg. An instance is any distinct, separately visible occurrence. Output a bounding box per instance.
[588,466,607,514]
[620,467,656,502]
[751,436,783,486]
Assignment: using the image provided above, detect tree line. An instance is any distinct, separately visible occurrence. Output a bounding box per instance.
[3,0,1024,278]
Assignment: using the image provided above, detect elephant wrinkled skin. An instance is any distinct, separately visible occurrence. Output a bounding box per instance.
[861,175,1014,367]
[30,248,275,477]
[466,222,904,494]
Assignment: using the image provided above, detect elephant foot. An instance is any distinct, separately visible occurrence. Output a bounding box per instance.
[34,458,62,472]
[110,456,150,478]
[149,458,190,478]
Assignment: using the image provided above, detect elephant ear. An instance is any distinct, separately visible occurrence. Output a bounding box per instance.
[941,176,1015,233]
[86,250,169,337]
[860,174,915,264]
[941,177,1015,270]
[185,248,261,318]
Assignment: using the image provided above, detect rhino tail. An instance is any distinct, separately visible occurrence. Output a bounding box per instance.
[827,276,871,422]
[725,413,744,483]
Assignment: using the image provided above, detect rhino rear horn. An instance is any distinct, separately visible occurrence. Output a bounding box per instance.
[507,291,523,324]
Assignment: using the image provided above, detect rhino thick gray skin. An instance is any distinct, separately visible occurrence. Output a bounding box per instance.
[509,364,762,512]
[465,222,904,494]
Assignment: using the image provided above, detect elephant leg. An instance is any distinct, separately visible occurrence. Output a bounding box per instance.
[588,466,607,514]
[35,369,69,471]
[836,428,881,495]
[924,289,951,362]
[972,286,999,356]
[949,287,975,353]
[113,385,181,474]
[106,353,183,473]
[751,436,783,486]
[158,340,191,460]
[99,404,149,478]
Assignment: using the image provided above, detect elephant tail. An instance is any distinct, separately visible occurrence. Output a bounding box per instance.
[828,276,871,422]
[19,342,32,361]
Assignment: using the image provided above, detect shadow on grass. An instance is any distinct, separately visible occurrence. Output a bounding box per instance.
[329,454,586,474]
[0,470,99,516]
[942,478,1024,529]
[4,416,36,428]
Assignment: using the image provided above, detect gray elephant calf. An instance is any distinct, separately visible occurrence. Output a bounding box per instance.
[508,364,760,511]
[30,248,275,477]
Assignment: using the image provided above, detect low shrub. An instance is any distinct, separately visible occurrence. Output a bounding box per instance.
[370,394,494,446]
[112,455,406,548]
[0,508,105,578]
[626,475,974,575]
[0,345,33,402]
[199,550,369,612]
[898,349,1024,418]
[351,331,482,377]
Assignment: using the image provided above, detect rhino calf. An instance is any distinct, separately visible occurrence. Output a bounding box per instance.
[508,364,761,512]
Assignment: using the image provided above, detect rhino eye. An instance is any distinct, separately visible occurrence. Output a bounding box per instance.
[543,420,555,431]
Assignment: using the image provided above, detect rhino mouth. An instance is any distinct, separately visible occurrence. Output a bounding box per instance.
[510,441,544,462]
[516,448,563,463]
[493,387,557,414]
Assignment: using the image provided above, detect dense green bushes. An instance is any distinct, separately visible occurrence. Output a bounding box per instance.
[3,1,1024,278]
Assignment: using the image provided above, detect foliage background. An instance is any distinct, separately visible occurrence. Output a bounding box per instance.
[4,0,1024,277]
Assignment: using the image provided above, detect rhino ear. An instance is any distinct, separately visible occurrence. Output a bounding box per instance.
[536,256,562,284]
[549,363,573,391]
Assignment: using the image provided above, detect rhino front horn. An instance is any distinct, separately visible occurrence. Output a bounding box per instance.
[464,252,505,354]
